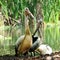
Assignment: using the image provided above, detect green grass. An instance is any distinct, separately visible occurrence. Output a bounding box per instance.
[44,23,60,51]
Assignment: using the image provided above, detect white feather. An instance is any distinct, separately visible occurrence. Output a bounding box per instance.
[38,44,52,55]
[15,35,25,47]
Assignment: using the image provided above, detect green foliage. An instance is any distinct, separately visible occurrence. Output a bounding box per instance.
[0,0,60,22]
[0,0,37,20]
[41,0,60,22]
[44,23,60,51]
[0,1,8,19]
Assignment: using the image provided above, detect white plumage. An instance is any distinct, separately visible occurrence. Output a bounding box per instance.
[15,35,25,47]
[37,44,52,55]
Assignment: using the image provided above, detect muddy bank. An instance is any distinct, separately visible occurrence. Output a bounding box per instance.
[0,51,60,60]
